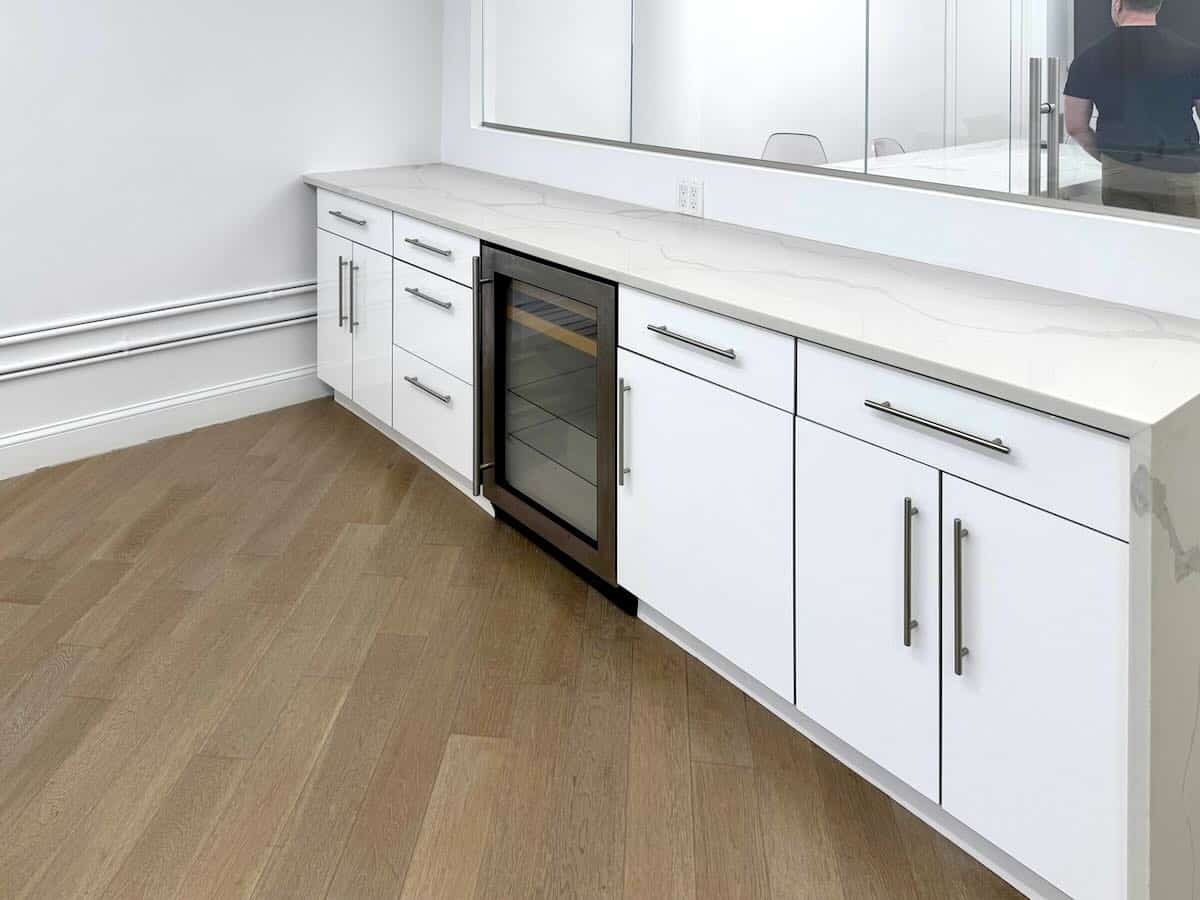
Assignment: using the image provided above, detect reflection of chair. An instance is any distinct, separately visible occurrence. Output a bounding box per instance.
[872,137,905,157]
[762,133,828,165]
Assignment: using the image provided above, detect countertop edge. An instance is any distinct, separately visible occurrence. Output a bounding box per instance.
[303,173,1157,438]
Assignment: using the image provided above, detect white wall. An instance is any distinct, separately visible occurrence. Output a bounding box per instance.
[443,0,1200,322]
[0,0,443,475]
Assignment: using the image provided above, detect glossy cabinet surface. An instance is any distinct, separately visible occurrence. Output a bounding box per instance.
[795,418,940,802]
[941,475,1127,900]
[347,243,393,425]
[392,346,474,478]
[393,260,474,384]
[620,286,795,412]
[796,339,1130,540]
[616,347,794,700]
[317,228,353,398]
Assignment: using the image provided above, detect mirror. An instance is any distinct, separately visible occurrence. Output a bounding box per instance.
[482,0,632,142]
[631,0,865,165]
[482,0,1200,223]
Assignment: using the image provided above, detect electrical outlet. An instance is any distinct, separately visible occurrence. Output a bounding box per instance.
[675,178,704,217]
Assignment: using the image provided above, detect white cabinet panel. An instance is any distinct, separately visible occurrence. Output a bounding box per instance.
[617,348,794,700]
[392,346,473,479]
[795,419,940,801]
[317,228,353,398]
[619,286,795,412]
[392,211,480,287]
[942,476,1127,900]
[349,243,393,425]
[795,339,1130,540]
[317,189,393,256]
[393,260,474,384]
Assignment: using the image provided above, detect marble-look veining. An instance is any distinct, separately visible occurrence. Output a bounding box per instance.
[304,163,1200,437]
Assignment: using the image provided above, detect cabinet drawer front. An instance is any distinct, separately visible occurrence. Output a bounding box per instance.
[795,340,1130,540]
[619,286,795,412]
[317,190,392,256]
[392,211,479,287]
[393,261,474,384]
[392,347,473,479]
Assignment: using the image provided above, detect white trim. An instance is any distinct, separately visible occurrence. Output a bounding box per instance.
[0,280,317,345]
[636,599,1072,900]
[0,365,329,480]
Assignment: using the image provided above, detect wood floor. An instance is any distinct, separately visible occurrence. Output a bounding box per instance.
[0,399,1024,899]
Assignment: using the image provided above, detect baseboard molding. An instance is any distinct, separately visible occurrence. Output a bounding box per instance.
[0,365,329,480]
[636,600,1070,900]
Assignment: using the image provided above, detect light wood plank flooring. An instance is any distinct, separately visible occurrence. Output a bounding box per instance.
[0,399,1024,899]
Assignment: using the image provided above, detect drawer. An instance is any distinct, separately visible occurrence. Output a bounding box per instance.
[392,346,473,480]
[795,340,1130,540]
[316,190,392,256]
[393,261,474,384]
[392,211,480,287]
[619,286,795,412]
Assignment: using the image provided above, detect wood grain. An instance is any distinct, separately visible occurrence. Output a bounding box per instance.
[0,400,1024,900]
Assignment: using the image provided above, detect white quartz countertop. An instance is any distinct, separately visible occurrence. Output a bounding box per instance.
[304,163,1200,437]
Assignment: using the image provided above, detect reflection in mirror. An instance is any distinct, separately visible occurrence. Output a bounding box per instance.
[482,0,632,141]
[831,0,1014,194]
[631,0,866,166]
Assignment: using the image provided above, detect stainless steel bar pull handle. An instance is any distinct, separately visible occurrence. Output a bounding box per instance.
[1028,58,1043,197]
[903,498,919,647]
[954,519,970,676]
[404,237,453,258]
[405,287,453,311]
[618,378,631,486]
[647,324,737,360]
[328,210,367,226]
[864,400,1011,455]
[405,375,452,404]
[348,263,359,333]
[337,256,348,327]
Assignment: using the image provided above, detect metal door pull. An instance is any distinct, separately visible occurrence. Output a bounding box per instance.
[647,324,737,360]
[405,376,451,404]
[328,210,367,226]
[865,400,1010,455]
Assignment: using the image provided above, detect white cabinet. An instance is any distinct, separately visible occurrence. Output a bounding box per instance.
[941,475,1127,900]
[316,229,393,425]
[794,418,940,802]
[616,348,794,700]
[349,243,393,425]
[317,228,353,398]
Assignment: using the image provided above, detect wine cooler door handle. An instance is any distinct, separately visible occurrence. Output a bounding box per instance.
[473,256,485,496]
[903,498,919,647]
[954,518,970,676]
[618,379,631,486]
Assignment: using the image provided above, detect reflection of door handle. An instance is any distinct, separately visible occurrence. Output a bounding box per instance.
[1029,58,1062,198]
[1045,59,1061,198]
[1029,59,1043,197]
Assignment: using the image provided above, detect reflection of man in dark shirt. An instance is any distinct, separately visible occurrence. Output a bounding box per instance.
[1064,0,1200,217]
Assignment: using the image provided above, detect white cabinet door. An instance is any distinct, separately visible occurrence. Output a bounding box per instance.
[617,349,794,700]
[349,243,393,425]
[942,476,1127,900]
[794,419,940,801]
[317,228,353,398]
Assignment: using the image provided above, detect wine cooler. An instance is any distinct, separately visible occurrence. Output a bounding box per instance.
[477,244,621,591]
